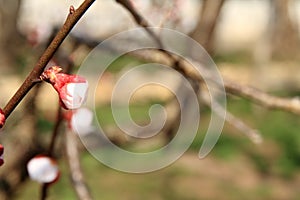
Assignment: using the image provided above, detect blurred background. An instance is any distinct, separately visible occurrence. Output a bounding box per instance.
[1,0,300,199]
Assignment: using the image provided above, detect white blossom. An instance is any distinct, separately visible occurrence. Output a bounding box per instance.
[61,81,89,110]
[71,107,94,136]
[27,156,59,183]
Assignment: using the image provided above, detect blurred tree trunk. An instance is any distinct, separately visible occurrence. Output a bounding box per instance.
[270,0,299,59]
[0,0,24,67]
[191,0,226,55]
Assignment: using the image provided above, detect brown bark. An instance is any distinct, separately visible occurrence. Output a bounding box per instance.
[191,0,226,55]
[270,0,299,59]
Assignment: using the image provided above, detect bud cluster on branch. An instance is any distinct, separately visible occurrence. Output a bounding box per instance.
[25,66,89,184]
[40,66,89,110]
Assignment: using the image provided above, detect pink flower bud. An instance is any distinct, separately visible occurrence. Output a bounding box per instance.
[41,66,88,110]
[0,144,4,166]
[0,109,5,129]
[27,155,59,183]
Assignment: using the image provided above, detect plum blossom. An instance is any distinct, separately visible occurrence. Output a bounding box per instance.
[65,107,94,136]
[0,144,4,166]
[0,109,5,129]
[0,110,5,166]
[27,155,59,183]
[40,66,88,110]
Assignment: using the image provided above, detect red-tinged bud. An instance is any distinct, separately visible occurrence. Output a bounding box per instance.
[0,144,4,166]
[41,66,88,110]
[0,109,5,129]
[27,155,59,184]
[40,66,63,83]
[0,144,4,155]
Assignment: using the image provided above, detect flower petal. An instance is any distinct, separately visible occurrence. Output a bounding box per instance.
[71,108,94,136]
[27,156,59,183]
[0,109,6,129]
[61,82,88,109]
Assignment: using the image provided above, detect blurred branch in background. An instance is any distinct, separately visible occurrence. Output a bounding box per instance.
[200,91,262,144]
[191,0,226,55]
[66,129,93,200]
[270,0,300,59]
[129,49,300,115]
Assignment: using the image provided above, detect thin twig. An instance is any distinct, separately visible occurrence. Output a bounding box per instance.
[66,129,93,200]
[116,0,164,48]
[115,0,185,73]
[128,49,300,116]
[225,111,262,144]
[41,103,63,200]
[2,0,95,120]
[200,91,262,144]
[224,79,300,115]
[47,107,63,157]
[40,184,48,200]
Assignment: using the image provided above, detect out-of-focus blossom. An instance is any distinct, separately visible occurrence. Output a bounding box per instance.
[40,66,88,110]
[65,107,94,136]
[27,155,59,183]
[0,109,5,129]
[0,144,4,166]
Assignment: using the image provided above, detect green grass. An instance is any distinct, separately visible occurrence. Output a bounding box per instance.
[228,98,300,177]
[213,51,253,65]
[105,54,145,73]
[96,102,166,126]
[96,97,300,176]
[14,94,300,199]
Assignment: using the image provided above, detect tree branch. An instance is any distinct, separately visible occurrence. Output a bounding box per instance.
[224,79,300,115]
[2,0,96,120]
[115,0,164,48]
[191,0,226,54]
[130,49,300,115]
[66,130,93,200]
[200,91,262,143]
[40,106,63,200]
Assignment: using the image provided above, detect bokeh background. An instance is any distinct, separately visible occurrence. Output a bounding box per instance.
[1,0,300,199]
